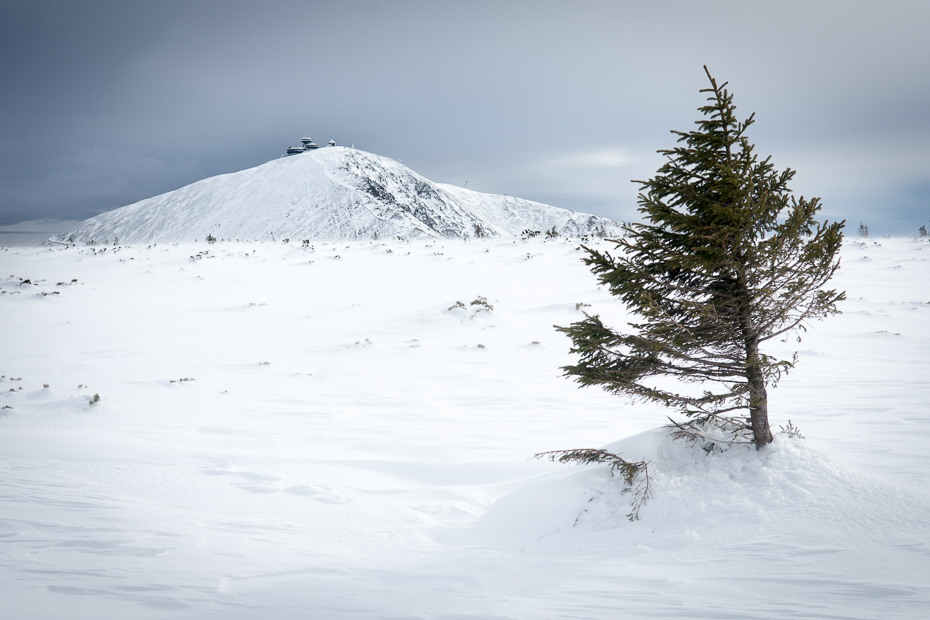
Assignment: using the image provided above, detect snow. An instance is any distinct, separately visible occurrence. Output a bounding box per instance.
[48,148,620,245]
[1,235,928,618]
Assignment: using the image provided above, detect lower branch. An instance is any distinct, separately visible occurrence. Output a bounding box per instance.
[533,448,652,521]
[665,416,754,445]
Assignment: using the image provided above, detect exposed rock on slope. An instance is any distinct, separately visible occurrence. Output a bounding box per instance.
[50,147,620,244]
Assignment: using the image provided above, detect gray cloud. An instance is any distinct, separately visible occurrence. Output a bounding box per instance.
[1,0,928,233]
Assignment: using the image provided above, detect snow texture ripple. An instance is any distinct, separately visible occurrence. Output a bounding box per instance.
[1,236,928,619]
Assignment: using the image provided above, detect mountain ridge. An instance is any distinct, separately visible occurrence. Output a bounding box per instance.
[49,147,621,244]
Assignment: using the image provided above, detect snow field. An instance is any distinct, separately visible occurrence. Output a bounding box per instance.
[1,236,928,618]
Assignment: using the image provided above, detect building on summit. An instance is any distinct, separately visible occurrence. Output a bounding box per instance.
[285,136,335,156]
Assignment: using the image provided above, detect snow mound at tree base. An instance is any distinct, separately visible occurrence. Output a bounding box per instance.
[468,428,928,577]
[445,429,930,616]
[588,431,908,532]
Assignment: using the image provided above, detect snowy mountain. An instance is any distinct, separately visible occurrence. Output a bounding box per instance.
[49,147,620,244]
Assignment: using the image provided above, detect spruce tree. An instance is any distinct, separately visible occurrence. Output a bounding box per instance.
[557,67,845,449]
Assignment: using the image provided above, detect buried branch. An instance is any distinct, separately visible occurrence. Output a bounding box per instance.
[533,448,652,521]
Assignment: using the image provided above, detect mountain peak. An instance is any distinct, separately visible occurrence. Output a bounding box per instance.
[51,147,620,244]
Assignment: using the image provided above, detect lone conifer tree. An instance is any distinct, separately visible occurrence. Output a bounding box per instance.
[558,67,845,448]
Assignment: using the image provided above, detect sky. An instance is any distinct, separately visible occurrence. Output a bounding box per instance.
[1,0,929,237]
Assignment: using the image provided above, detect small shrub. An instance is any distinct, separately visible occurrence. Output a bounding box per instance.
[779,419,805,439]
[89,393,101,406]
[470,296,493,312]
[919,225,928,237]
[521,229,541,239]
[206,234,216,244]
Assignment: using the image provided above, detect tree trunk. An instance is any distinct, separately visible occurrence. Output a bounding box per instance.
[745,350,773,449]
[738,281,774,449]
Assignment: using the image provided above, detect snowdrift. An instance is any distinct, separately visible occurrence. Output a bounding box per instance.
[2,236,928,618]
[49,147,620,244]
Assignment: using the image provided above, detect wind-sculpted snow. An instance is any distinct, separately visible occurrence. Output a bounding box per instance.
[49,147,620,244]
[2,237,928,618]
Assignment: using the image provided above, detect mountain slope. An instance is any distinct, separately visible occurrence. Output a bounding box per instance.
[50,147,620,244]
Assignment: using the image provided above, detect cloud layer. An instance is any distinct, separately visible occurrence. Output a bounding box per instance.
[1,0,928,233]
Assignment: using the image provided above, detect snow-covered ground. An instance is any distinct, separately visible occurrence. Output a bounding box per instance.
[1,235,928,619]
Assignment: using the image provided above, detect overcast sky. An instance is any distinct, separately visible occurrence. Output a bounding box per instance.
[2,0,928,235]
